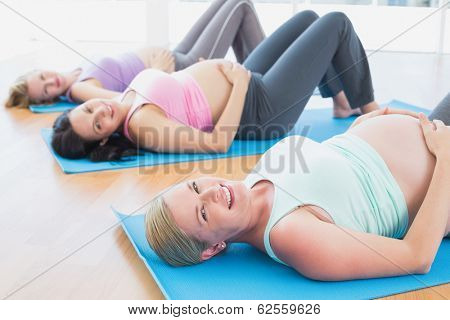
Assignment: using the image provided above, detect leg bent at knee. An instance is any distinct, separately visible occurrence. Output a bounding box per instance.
[322,11,350,24]
[291,10,319,26]
[320,11,352,33]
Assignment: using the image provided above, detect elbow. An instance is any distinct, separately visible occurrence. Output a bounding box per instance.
[215,144,229,153]
[415,261,432,275]
[207,130,232,153]
[405,242,433,274]
[202,144,228,154]
[414,255,432,274]
[210,140,230,153]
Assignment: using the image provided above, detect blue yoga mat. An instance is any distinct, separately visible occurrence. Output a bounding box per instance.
[42,100,429,174]
[115,210,450,300]
[29,89,321,113]
[30,100,77,113]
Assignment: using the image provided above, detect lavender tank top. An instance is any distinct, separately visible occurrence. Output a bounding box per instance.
[122,69,214,143]
[65,52,145,102]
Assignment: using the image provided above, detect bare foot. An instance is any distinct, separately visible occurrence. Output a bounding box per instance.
[333,103,362,118]
[332,91,362,118]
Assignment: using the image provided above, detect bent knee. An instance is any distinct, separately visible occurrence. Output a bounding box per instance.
[322,11,350,26]
[228,0,254,10]
[227,0,258,18]
[293,10,319,25]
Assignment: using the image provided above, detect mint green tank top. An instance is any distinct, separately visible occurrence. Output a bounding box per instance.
[244,134,408,266]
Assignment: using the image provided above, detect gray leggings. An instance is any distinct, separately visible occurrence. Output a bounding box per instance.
[237,11,374,139]
[430,93,450,125]
[172,0,265,70]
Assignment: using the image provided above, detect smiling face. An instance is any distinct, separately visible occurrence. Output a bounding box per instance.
[164,177,252,247]
[69,98,125,141]
[26,70,71,103]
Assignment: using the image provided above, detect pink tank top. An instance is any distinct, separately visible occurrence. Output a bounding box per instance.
[122,69,214,142]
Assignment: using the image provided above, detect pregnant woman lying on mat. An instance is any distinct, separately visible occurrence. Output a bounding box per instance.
[144,98,450,281]
[51,11,380,160]
[5,0,264,108]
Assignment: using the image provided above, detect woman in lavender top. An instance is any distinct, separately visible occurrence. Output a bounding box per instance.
[5,0,264,108]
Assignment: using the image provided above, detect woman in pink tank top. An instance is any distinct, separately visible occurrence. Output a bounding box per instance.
[52,11,384,161]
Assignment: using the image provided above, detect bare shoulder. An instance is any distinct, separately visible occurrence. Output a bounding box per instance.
[128,103,167,140]
[269,207,324,266]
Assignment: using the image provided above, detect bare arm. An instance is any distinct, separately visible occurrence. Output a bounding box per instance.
[273,162,448,281]
[409,114,450,262]
[135,47,175,73]
[69,80,120,103]
[273,212,424,281]
[404,157,450,268]
[272,116,450,280]
[148,49,175,73]
[133,63,250,153]
[207,63,251,151]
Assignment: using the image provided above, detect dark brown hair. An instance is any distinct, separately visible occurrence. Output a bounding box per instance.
[51,110,137,161]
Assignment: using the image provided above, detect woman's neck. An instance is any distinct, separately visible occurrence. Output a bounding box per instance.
[117,90,136,122]
[232,181,274,251]
[63,68,82,91]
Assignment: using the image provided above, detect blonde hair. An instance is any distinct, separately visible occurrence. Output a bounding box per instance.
[145,196,210,266]
[5,72,36,109]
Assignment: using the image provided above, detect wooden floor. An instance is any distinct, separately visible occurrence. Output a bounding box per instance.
[0,50,449,300]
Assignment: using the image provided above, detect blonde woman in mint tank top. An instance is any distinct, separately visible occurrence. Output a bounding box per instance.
[144,103,450,281]
[5,0,264,109]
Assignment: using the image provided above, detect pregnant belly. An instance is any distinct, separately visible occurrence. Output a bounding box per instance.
[348,115,436,223]
[183,59,233,123]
